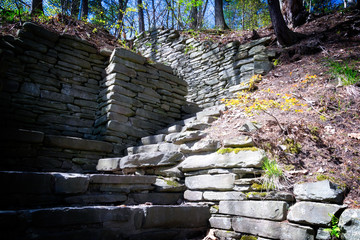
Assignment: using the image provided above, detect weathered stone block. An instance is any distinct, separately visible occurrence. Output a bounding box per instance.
[223,136,254,148]
[142,205,210,228]
[287,202,346,227]
[112,47,146,64]
[53,173,89,194]
[185,174,236,190]
[181,150,266,172]
[232,217,315,240]
[339,209,360,240]
[96,158,120,171]
[184,190,203,201]
[90,174,156,184]
[120,152,184,169]
[44,135,113,152]
[179,139,220,153]
[220,200,288,221]
[203,191,245,201]
[209,216,232,230]
[294,180,345,204]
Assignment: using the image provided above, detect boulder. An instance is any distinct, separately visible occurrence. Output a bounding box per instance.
[339,209,360,240]
[294,180,345,204]
[287,202,346,227]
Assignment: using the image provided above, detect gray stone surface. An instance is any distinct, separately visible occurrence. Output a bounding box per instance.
[53,173,89,194]
[316,228,331,240]
[154,177,186,192]
[185,174,236,190]
[181,150,266,172]
[203,191,245,201]
[179,139,220,153]
[142,205,210,228]
[184,190,203,201]
[232,217,315,240]
[287,202,346,226]
[223,136,254,147]
[89,174,156,184]
[166,131,208,144]
[120,152,184,169]
[220,200,288,221]
[294,180,345,204]
[339,209,360,240]
[44,135,113,152]
[96,158,120,171]
[129,193,182,205]
[141,134,166,145]
[245,191,295,201]
[209,216,232,230]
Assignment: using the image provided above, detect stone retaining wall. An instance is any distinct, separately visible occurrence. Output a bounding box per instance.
[0,22,106,139]
[93,47,187,146]
[135,28,274,108]
[0,23,188,172]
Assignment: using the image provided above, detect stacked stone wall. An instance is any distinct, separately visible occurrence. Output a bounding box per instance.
[135,28,274,108]
[93,48,187,147]
[0,23,187,172]
[0,22,106,139]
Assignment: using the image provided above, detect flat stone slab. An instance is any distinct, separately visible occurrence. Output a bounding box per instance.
[245,191,295,201]
[209,216,232,230]
[203,191,245,201]
[181,150,266,172]
[120,151,184,169]
[141,134,166,145]
[96,158,120,171]
[165,131,207,144]
[6,128,44,143]
[232,217,315,240]
[184,190,203,201]
[44,135,113,153]
[220,200,288,221]
[339,209,360,240]
[53,173,89,194]
[179,139,220,153]
[129,193,182,205]
[223,136,254,148]
[141,205,210,229]
[294,180,345,204]
[89,174,156,184]
[185,174,236,190]
[287,201,346,227]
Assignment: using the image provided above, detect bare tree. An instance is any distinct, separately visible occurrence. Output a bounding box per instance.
[215,0,229,30]
[190,3,198,29]
[268,0,303,46]
[137,0,145,33]
[71,0,80,19]
[80,0,89,20]
[281,0,307,28]
[30,0,43,15]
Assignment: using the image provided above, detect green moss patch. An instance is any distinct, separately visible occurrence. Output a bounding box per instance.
[217,147,259,154]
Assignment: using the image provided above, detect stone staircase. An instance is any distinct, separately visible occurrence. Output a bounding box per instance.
[0,105,226,240]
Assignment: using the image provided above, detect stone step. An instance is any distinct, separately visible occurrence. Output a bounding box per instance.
[0,205,210,240]
[141,134,166,145]
[97,151,184,173]
[127,142,180,155]
[0,171,184,209]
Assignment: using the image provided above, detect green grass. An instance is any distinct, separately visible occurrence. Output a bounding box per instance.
[327,60,360,86]
[262,157,286,191]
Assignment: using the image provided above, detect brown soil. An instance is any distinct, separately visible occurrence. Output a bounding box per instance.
[206,10,360,208]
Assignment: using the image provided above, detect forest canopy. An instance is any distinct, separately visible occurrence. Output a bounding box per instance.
[0,0,350,39]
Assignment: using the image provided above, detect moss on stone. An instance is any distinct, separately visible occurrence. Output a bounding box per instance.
[164,179,181,187]
[246,191,268,199]
[251,183,268,191]
[217,147,259,154]
[240,235,258,240]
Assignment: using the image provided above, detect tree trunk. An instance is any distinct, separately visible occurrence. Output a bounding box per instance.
[116,0,128,39]
[137,0,145,33]
[281,0,307,28]
[71,0,80,19]
[31,0,43,15]
[80,0,88,20]
[190,4,198,29]
[215,0,229,30]
[268,0,303,46]
[151,0,156,29]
